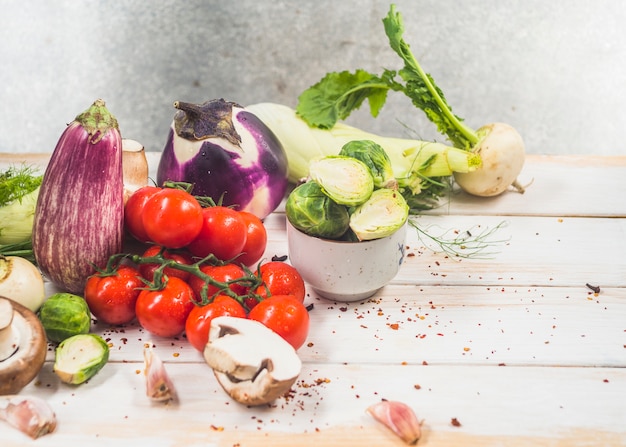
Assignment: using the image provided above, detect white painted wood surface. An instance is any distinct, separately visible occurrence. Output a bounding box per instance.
[1,154,625,446]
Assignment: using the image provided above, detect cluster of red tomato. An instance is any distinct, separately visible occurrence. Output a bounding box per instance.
[84,185,310,351]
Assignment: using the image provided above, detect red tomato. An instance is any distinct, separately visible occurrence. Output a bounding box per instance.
[187,263,248,303]
[142,188,203,249]
[84,265,143,325]
[135,277,195,338]
[124,186,161,242]
[139,245,193,282]
[255,261,306,302]
[186,206,247,261]
[248,295,310,350]
[185,295,247,352]
[236,211,268,267]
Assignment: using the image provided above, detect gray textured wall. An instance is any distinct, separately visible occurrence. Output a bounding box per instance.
[1,0,624,155]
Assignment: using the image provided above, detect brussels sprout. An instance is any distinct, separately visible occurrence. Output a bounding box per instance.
[349,188,409,241]
[308,155,374,207]
[339,140,398,190]
[54,334,109,385]
[38,293,91,343]
[285,181,350,239]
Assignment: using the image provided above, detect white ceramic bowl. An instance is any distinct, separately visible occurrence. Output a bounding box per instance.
[286,220,407,302]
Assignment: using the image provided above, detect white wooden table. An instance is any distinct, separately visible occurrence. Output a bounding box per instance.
[1,153,625,446]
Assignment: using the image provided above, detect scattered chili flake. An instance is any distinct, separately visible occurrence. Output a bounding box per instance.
[307,342,314,347]
[451,417,462,427]
[414,384,421,390]
[135,369,141,374]
[422,361,428,366]
[389,323,399,330]
[172,352,180,358]
[603,379,609,383]
[463,347,470,352]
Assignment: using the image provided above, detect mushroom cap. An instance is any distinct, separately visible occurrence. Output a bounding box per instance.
[0,297,47,395]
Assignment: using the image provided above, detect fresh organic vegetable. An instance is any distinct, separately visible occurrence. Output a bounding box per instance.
[187,206,248,261]
[38,293,91,343]
[349,188,409,241]
[294,4,525,197]
[308,155,374,206]
[285,148,409,241]
[138,245,193,283]
[143,346,177,402]
[124,185,161,242]
[248,294,309,350]
[339,140,398,190]
[187,263,248,303]
[254,261,306,303]
[237,211,268,267]
[134,276,195,338]
[203,316,302,406]
[247,102,480,210]
[0,396,56,439]
[0,255,45,312]
[285,181,350,239]
[367,400,422,445]
[84,265,143,325]
[53,333,109,385]
[0,297,47,395]
[142,187,203,249]
[121,138,149,204]
[32,99,124,294]
[185,295,247,352]
[0,165,42,245]
[156,99,289,219]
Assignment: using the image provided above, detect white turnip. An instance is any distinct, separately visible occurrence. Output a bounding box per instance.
[453,123,526,197]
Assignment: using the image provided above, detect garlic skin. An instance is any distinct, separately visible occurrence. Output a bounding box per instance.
[0,396,57,439]
[367,400,422,445]
[144,347,177,402]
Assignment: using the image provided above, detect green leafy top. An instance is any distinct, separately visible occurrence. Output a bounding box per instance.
[0,165,43,207]
[296,4,479,150]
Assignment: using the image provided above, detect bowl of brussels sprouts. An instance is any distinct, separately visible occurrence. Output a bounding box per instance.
[285,141,409,302]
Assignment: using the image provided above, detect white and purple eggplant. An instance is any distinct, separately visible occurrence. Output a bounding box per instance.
[156,99,289,219]
[32,99,124,294]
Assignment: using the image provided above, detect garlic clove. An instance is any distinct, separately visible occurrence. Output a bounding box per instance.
[144,346,177,402]
[0,395,57,439]
[367,400,422,445]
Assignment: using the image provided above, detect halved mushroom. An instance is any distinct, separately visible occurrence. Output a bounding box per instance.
[203,316,302,406]
[0,296,47,395]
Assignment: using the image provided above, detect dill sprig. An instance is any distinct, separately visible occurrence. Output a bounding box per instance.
[409,218,510,259]
[0,165,43,207]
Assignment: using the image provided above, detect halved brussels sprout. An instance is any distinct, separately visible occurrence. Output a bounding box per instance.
[53,334,109,385]
[308,155,374,207]
[285,181,350,239]
[339,140,398,190]
[349,188,409,241]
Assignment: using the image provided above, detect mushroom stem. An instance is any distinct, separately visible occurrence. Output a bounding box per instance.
[0,298,19,361]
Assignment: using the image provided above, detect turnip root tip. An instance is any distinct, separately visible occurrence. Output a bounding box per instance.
[453,122,526,197]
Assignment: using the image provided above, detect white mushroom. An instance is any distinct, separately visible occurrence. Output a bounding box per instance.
[203,316,302,406]
[0,297,47,395]
[122,138,149,204]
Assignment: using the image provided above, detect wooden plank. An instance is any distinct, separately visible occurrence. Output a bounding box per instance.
[5,362,625,446]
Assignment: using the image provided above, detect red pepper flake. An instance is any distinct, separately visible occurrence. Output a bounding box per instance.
[389,323,400,330]
[172,352,180,358]
[603,379,609,383]
[210,425,224,431]
[451,417,462,427]
[422,361,428,365]
[414,384,421,390]
[307,342,314,347]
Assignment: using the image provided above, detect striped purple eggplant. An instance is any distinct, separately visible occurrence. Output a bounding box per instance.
[156,99,288,220]
[32,99,124,294]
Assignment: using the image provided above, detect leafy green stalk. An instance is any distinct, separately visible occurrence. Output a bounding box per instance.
[296,4,479,150]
